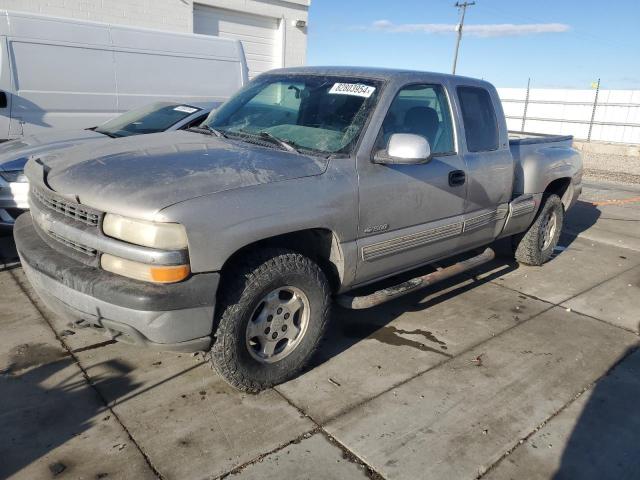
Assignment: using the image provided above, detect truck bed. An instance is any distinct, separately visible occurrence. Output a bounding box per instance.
[508,131,573,146]
[508,130,580,196]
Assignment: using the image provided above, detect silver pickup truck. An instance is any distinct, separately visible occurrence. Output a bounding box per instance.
[14,67,582,392]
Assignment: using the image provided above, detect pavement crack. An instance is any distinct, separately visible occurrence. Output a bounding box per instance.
[214,427,320,479]
[272,387,387,480]
[489,265,640,337]
[560,307,640,336]
[306,303,557,428]
[71,339,118,353]
[476,344,640,479]
[318,429,386,480]
[9,269,166,480]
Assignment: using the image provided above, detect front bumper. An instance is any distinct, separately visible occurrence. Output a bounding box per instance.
[14,213,218,352]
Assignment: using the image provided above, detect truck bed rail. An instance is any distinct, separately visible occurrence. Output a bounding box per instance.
[508,130,573,146]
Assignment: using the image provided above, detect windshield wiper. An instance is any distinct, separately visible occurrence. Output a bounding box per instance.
[187,125,227,138]
[258,131,299,153]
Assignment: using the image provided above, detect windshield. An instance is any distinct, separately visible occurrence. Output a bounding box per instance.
[204,75,381,154]
[95,102,201,138]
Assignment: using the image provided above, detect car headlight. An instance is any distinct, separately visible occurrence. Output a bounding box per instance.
[103,213,188,250]
[0,170,28,183]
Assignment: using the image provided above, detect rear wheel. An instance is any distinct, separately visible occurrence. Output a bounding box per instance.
[209,249,330,392]
[513,194,564,266]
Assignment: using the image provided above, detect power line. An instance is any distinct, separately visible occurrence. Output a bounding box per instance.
[452,1,475,75]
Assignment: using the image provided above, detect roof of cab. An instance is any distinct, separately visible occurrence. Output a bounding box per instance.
[264,66,493,88]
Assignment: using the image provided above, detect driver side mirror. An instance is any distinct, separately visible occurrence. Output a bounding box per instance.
[374,133,431,165]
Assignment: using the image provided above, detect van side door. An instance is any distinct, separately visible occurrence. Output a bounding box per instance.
[454,85,513,249]
[6,15,118,135]
[355,82,467,285]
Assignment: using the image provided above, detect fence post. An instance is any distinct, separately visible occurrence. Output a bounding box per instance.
[521,77,530,132]
[587,78,600,142]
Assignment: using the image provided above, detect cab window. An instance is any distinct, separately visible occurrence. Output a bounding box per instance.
[378,84,455,155]
[457,86,499,152]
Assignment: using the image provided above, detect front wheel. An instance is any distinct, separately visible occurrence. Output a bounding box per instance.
[209,249,331,392]
[513,194,564,266]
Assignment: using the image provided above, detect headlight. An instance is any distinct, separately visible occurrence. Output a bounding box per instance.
[103,213,188,250]
[101,254,190,283]
[0,170,28,183]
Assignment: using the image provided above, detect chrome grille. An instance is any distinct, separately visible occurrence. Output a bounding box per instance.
[47,230,97,257]
[32,187,101,226]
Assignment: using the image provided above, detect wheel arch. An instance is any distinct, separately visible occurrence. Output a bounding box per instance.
[219,228,345,294]
[544,177,573,209]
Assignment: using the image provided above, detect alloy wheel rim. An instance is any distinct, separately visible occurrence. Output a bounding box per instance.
[540,209,558,251]
[245,286,310,364]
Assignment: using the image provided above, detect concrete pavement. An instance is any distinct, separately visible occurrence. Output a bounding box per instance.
[1,180,639,480]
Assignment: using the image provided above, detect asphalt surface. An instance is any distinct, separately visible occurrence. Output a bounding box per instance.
[1,181,639,480]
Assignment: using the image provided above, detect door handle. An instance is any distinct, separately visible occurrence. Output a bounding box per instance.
[448,170,466,186]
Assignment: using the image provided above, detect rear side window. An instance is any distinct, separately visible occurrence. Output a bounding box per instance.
[457,86,499,152]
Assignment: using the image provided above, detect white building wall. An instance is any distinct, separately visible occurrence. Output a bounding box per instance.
[0,0,192,32]
[0,0,309,67]
[195,0,309,68]
[498,87,640,144]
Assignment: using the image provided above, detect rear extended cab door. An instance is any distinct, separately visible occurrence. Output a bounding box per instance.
[450,80,514,249]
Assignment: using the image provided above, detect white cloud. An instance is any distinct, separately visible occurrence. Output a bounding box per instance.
[364,20,570,37]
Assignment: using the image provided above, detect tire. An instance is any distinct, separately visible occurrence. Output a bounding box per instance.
[513,194,564,266]
[209,248,331,393]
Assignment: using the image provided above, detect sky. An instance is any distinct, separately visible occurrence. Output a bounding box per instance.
[306,0,640,89]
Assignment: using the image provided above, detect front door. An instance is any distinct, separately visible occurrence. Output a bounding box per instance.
[355,83,467,285]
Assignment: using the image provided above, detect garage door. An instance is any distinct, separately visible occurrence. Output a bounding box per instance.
[193,5,280,78]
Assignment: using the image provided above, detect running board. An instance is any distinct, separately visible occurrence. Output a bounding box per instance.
[336,248,495,309]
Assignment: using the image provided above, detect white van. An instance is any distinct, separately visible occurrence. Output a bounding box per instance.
[0,10,248,139]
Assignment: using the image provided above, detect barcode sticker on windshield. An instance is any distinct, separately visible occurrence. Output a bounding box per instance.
[174,106,199,114]
[329,83,376,98]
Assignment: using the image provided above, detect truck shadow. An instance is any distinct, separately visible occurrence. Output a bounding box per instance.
[560,200,601,249]
[552,343,640,479]
[309,203,601,369]
[310,254,520,368]
[0,350,141,479]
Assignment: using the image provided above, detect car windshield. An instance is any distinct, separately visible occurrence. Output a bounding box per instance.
[95,102,202,138]
[204,75,381,155]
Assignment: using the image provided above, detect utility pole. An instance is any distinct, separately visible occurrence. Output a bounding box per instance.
[452,1,475,75]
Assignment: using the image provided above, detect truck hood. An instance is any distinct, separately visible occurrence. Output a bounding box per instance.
[0,129,106,172]
[37,131,329,219]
